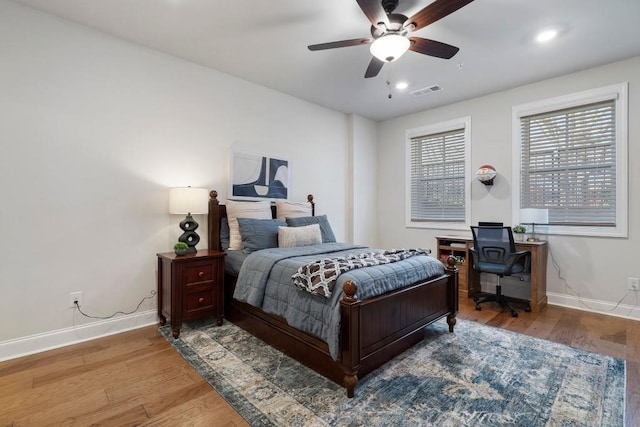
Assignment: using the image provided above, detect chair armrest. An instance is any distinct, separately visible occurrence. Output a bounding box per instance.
[504,250,531,274]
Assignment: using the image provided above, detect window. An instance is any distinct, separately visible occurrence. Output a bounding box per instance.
[406,117,471,229]
[513,83,628,237]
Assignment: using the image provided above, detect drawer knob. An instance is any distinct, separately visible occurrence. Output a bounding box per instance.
[198,297,204,304]
[198,271,204,277]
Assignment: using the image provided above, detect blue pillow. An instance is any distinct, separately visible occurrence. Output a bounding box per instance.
[285,215,336,243]
[220,218,230,251]
[237,218,287,254]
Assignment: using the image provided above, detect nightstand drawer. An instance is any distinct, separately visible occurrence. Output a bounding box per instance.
[184,261,214,284]
[185,288,214,315]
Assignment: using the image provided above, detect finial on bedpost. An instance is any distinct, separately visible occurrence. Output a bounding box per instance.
[210,190,218,204]
[342,280,357,303]
[445,255,457,270]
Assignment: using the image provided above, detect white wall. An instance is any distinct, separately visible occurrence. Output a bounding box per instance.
[347,114,378,247]
[377,56,640,318]
[0,1,359,356]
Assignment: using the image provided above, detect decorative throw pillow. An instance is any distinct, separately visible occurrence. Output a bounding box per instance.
[237,218,286,254]
[275,199,313,221]
[225,200,272,251]
[278,223,322,248]
[285,214,336,243]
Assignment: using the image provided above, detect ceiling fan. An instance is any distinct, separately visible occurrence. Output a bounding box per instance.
[308,0,475,78]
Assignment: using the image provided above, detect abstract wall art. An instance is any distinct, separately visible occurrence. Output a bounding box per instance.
[229,150,289,200]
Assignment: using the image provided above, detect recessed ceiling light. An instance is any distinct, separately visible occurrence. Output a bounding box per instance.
[395,81,409,90]
[536,29,558,43]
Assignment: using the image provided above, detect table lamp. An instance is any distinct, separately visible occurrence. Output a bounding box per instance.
[169,187,209,253]
[519,208,548,242]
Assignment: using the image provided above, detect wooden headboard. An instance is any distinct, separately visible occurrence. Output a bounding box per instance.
[207,190,315,252]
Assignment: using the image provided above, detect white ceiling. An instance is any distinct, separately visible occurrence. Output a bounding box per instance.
[11,0,640,121]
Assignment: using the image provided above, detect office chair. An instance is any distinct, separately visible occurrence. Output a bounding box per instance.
[470,226,531,317]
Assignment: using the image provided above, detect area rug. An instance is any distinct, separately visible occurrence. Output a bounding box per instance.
[160,318,625,426]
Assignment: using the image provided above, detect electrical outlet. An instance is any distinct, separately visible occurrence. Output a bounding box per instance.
[69,291,83,308]
[628,278,640,291]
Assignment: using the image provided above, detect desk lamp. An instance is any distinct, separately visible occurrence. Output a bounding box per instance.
[520,208,548,242]
[169,187,208,253]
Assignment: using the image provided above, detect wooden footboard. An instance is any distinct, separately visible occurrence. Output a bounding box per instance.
[223,258,458,397]
[339,257,457,397]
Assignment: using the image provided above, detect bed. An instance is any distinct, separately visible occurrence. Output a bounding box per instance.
[207,190,458,397]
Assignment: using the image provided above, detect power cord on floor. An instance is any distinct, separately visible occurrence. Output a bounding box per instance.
[548,245,639,315]
[73,290,157,320]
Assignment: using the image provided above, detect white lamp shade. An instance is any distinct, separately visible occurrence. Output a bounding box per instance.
[169,187,208,214]
[520,208,549,224]
[370,34,410,62]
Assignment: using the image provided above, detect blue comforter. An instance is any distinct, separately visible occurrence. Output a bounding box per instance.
[233,242,445,359]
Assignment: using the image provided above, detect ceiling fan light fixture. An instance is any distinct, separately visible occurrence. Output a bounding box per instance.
[536,29,558,43]
[370,34,410,62]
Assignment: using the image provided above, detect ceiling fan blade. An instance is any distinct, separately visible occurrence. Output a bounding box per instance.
[409,37,459,59]
[308,38,372,51]
[364,57,384,78]
[356,0,389,27]
[404,0,474,32]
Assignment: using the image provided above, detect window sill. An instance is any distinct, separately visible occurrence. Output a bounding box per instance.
[406,221,469,231]
[535,225,627,239]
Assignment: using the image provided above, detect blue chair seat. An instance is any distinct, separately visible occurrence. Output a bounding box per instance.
[476,261,526,276]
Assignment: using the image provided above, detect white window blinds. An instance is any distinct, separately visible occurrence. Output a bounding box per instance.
[520,100,616,226]
[410,128,466,222]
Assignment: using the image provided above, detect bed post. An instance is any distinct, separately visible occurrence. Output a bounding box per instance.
[307,194,315,216]
[208,190,221,252]
[445,256,458,333]
[339,280,360,398]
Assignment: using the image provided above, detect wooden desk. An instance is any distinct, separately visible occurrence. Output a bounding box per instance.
[436,236,548,312]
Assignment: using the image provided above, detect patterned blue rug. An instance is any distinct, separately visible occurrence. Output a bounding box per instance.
[160,318,624,426]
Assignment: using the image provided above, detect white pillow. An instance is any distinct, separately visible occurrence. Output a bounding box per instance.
[275,199,312,221]
[226,200,272,251]
[278,223,322,248]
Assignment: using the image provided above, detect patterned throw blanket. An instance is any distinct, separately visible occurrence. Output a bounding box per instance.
[291,248,432,298]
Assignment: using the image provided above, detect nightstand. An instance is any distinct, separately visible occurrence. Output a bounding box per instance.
[157,249,226,338]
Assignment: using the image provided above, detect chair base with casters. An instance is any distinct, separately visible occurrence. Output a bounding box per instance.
[472,278,531,317]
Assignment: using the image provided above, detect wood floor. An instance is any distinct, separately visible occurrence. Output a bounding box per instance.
[1,298,638,426]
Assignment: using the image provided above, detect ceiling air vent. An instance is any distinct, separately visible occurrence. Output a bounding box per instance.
[410,85,442,97]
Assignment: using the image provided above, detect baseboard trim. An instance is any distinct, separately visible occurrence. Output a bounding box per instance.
[0,310,157,362]
[2,294,637,362]
[547,292,640,321]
